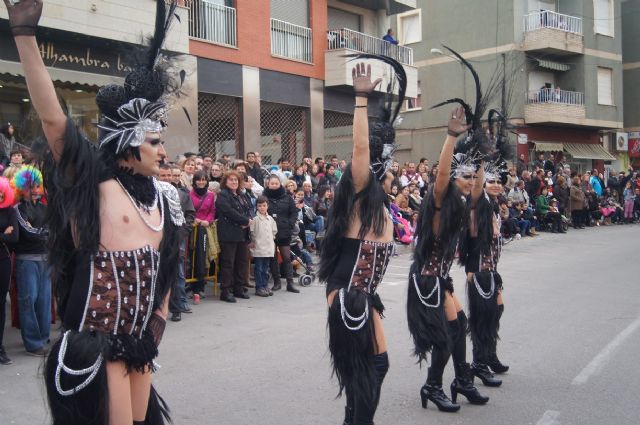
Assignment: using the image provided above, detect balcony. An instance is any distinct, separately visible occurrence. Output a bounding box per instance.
[325,29,418,98]
[525,88,586,125]
[270,19,313,63]
[336,0,416,15]
[187,0,237,48]
[522,11,583,55]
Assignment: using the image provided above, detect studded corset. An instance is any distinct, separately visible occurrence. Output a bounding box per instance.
[347,239,395,294]
[479,235,502,272]
[421,238,453,279]
[79,246,160,338]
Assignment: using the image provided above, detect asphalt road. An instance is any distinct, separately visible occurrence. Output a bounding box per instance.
[1,224,639,425]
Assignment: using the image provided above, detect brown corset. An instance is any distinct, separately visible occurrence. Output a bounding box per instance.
[421,238,453,279]
[79,246,160,339]
[348,240,395,294]
[480,235,501,272]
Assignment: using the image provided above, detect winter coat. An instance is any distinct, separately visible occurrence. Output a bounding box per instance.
[250,213,278,257]
[190,190,216,223]
[553,183,569,211]
[264,187,297,242]
[569,183,585,211]
[215,188,251,243]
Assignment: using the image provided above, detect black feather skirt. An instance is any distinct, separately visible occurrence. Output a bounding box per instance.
[466,271,502,362]
[327,288,384,410]
[406,266,451,363]
[44,329,170,425]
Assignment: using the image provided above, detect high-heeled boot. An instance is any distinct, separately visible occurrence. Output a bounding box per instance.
[419,347,460,412]
[351,353,389,425]
[469,311,502,387]
[450,362,489,405]
[487,304,509,374]
[342,388,354,425]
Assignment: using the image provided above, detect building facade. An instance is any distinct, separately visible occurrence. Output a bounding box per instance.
[622,0,640,169]
[187,0,418,165]
[395,0,626,174]
[0,0,196,159]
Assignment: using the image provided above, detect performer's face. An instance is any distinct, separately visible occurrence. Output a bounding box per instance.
[381,172,394,194]
[485,179,502,198]
[134,133,166,176]
[455,172,474,196]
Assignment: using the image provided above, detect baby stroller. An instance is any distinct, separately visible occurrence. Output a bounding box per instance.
[289,248,316,287]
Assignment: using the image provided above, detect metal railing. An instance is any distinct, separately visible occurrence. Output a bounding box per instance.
[527,88,584,105]
[270,18,313,63]
[523,10,583,35]
[327,28,414,65]
[187,0,237,47]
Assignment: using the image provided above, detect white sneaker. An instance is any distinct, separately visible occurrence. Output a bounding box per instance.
[515,233,522,240]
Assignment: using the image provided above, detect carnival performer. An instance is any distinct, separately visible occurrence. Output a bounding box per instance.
[0,176,17,365]
[462,114,511,387]
[407,46,498,413]
[3,1,185,424]
[320,56,406,425]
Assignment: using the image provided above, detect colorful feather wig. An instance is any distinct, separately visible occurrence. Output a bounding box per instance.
[12,165,43,200]
[0,177,16,208]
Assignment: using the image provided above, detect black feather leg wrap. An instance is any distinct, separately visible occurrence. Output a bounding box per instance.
[45,330,171,425]
[327,289,380,410]
[466,271,502,362]
[406,265,450,363]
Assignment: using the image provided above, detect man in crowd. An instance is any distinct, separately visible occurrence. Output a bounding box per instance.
[247,151,267,185]
[210,162,223,183]
[302,181,316,208]
[400,161,425,188]
[3,149,23,177]
[382,28,399,45]
[589,169,604,197]
[203,156,213,174]
[508,180,530,207]
[517,153,528,177]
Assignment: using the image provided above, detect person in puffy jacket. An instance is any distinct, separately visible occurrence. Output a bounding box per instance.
[264,174,300,293]
[216,170,253,303]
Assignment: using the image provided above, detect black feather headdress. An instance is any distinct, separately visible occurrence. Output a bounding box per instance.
[345,53,407,181]
[96,0,185,155]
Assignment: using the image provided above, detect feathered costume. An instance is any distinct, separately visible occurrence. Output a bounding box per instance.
[319,54,406,425]
[40,2,185,424]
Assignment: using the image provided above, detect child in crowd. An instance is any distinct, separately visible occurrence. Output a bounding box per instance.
[249,196,278,297]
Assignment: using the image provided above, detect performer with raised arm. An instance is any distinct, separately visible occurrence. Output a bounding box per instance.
[320,56,406,425]
[3,1,184,424]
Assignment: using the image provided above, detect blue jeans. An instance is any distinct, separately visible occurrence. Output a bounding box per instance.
[254,257,271,290]
[312,216,324,234]
[16,259,51,351]
[517,219,531,235]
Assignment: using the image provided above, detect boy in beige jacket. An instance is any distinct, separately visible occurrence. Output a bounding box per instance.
[250,196,278,297]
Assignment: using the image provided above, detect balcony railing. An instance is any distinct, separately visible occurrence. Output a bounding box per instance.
[187,0,237,47]
[327,28,414,66]
[523,10,583,35]
[270,18,313,63]
[527,88,584,105]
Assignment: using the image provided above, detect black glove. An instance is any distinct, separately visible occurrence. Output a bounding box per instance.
[3,0,43,37]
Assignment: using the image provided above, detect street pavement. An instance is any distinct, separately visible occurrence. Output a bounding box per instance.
[1,224,640,425]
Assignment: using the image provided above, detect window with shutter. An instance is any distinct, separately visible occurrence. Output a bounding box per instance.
[597,67,613,105]
[398,10,421,45]
[594,0,614,36]
[328,8,361,32]
[270,0,309,27]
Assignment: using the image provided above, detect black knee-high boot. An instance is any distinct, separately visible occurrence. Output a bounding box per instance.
[352,353,388,425]
[449,311,489,405]
[421,344,460,412]
[470,304,502,387]
[343,386,354,425]
[487,304,509,374]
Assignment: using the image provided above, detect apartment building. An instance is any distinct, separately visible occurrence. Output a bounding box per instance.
[0,0,195,158]
[622,0,640,169]
[397,0,626,174]
[188,0,417,164]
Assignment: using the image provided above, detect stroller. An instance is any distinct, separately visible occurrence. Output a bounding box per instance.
[289,248,316,287]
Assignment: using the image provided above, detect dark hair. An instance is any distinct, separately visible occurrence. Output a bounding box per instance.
[0,123,13,137]
[10,150,21,157]
[193,170,208,182]
[319,165,389,281]
[246,151,255,158]
[277,157,288,164]
[159,163,171,170]
[256,195,268,205]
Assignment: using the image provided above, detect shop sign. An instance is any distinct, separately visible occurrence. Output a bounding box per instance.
[0,33,133,77]
[615,132,628,151]
[629,132,640,158]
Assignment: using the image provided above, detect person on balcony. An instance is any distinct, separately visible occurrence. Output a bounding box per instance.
[382,28,399,45]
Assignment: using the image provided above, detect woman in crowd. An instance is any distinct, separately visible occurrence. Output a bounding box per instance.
[321,59,402,425]
[553,175,569,215]
[180,156,196,191]
[0,177,16,365]
[320,164,339,189]
[394,185,413,219]
[265,175,300,293]
[293,164,307,188]
[216,170,253,303]
[388,184,399,203]
[623,181,636,223]
[285,179,298,196]
[409,186,423,211]
[504,167,518,192]
[314,186,333,220]
[536,186,564,232]
[6,1,184,422]
[570,175,586,229]
[309,163,321,191]
[189,170,216,302]
[0,123,16,168]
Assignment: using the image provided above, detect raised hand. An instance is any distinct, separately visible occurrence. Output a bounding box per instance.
[352,62,382,98]
[3,0,43,36]
[447,106,471,137]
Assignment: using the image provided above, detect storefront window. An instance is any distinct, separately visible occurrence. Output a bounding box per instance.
[0,78,99,149]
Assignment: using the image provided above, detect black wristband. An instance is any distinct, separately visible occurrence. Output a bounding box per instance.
[354,92,370,98]
[355,105,367,108]
[447,130,460,137]
[11,25,37,37]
